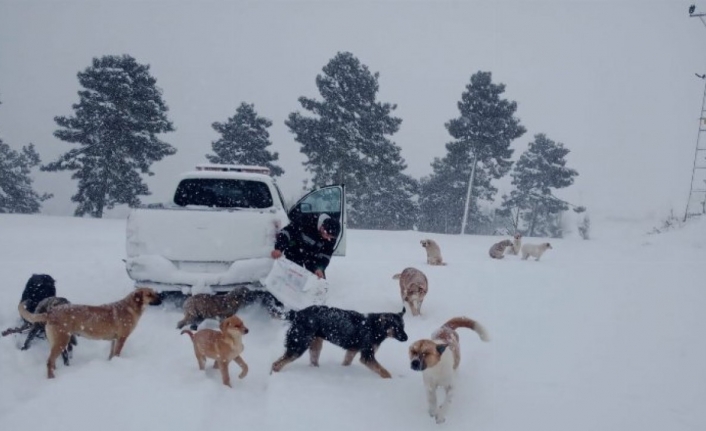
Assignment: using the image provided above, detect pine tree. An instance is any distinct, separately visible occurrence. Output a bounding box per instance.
[206,102,284,176]
[420,71,525,234]
[0,99,52,213]
[41,54,176,218]
[286,51,416,229]
[0,141,53,214]
[501,133,578,237]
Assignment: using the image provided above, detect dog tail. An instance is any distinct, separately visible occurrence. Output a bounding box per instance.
[392,273,401,280]
[442,317,489,342]
[17,301,48,324]
[180,330,195,340]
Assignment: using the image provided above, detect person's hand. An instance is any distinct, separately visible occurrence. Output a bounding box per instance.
[314,269,324,279]
[271,250,282,259]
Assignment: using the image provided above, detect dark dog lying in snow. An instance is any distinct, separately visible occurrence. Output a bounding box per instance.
[271,305,408,378]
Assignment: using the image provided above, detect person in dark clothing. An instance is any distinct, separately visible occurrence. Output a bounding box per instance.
[271,214,341,279]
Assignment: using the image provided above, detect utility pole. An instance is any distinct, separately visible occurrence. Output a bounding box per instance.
[684,5,706,220]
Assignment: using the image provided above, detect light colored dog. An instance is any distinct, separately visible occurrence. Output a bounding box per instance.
[18,287,162,378]
[521,242,552,261]
[420,239,446,266]
[181,315,249,387]
[392,267,428,316]
[489,239,513,259]
[506,233,522,255]
[409,317,489,424]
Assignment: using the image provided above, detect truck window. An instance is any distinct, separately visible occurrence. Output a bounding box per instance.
[298,187,341,213]
[174,178,274,209]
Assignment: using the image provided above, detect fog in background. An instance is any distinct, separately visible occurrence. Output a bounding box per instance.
[1,0,704,222]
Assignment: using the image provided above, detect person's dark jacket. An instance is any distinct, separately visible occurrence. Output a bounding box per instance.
[274,218,336,275]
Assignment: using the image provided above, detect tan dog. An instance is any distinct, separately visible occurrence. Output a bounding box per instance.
[18,287,162,378]
[506,233,522,255]
[409,317,489,424]
[521,242,552,261]
[181,315,249,387]
[392,267,428,316]
[489,239,513,259]
[420,239,446,266]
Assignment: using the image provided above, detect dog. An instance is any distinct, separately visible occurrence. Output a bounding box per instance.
[521,242,552,261]
[489,239,513,259]
[392,267,428,316]
[177,286,287,330]
[506,233,522,255]
[271,305,408,378]
[181,315,249,387]
[2,297,78,366]
[420,239,446,266]
[20,274,56,315]
[18,287,162,378]
[409,317,489,424]
[2,273,58,337]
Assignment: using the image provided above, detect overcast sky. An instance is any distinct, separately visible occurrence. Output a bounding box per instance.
[1,0,705,221]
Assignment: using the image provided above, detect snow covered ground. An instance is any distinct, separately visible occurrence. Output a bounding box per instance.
[0,213,704,431]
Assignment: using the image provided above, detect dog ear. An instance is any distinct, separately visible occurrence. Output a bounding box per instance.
[400,307,406,316]
[436,344,448,355]
[219,319,230,332]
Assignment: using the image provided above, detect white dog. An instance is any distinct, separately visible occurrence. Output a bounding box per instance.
[408,317,489,424]
[506,233,522,255]
[521,242,552,261]
[420,239,446,266]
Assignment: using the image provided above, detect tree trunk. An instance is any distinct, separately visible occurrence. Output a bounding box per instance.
[460,155,478,235]
[528,204,539,237]
[512,207,521,234]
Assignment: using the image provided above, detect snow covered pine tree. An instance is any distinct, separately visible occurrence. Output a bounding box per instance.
[41,54,176,217]
[206,102,284,177]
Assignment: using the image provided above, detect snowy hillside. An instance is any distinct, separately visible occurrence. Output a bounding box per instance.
[0,214,704,431]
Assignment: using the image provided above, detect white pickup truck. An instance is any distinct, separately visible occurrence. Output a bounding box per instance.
[124,164,346,296]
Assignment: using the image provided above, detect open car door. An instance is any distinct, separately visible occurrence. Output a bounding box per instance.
[287,185,346,256]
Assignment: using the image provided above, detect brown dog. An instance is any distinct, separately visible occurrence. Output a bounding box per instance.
[181,315,249,387]
[420,239,446,266]
[177,287,287,330]
[409,317,489,424]
[392,267,428,316]
[177,287,250,330]
[18,287,162,378]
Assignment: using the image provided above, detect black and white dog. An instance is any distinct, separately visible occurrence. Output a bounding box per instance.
[271,305,408,378]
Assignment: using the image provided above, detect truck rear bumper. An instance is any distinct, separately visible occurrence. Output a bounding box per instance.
[125,255,273,294]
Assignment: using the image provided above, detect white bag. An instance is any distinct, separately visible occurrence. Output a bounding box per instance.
[261,258,328,309]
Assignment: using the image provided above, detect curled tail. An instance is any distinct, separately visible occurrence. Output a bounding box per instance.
[18,301,48,324]
[180,329,195,340]
[442,316,490,342]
